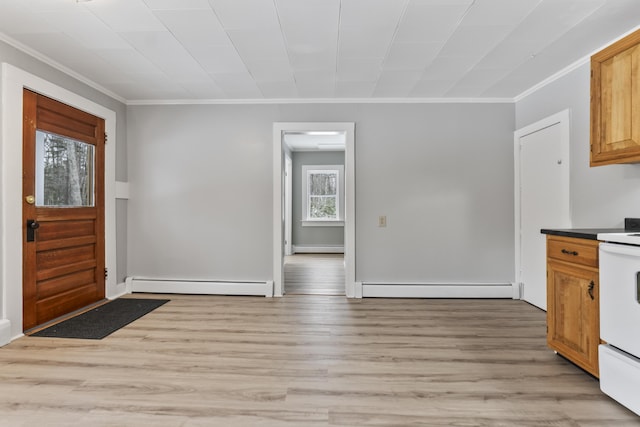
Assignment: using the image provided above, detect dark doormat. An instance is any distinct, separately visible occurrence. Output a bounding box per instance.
[31,298,170,340]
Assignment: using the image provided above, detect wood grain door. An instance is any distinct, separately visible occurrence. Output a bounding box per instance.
[22,89,105,331]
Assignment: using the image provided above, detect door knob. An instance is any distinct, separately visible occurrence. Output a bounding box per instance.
[25,195,35,204]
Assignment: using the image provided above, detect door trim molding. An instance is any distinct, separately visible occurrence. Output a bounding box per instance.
[273,122,356,297]
[0,63,118,341]
[513,109,571,301]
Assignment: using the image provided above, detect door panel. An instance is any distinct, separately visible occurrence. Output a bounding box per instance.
[23,89,105,331]
[519,122,570,310]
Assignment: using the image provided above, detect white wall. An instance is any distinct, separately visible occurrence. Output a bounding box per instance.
[127,102,515,286]
[516,63,640,227]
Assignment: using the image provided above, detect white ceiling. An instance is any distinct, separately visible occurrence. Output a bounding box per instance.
[284,132,345,151]
[0,0,639,103]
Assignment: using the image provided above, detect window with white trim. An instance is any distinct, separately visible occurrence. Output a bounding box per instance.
[301,165,344,226]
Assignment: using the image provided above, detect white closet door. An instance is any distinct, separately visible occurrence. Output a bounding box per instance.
[519,120,570,310]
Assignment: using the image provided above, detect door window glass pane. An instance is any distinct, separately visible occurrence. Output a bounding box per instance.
[35,130,95,207]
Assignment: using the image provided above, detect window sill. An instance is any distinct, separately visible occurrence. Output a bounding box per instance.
[302,220,344,227]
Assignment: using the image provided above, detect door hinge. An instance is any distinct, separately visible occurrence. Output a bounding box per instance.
[104,132,108,144]
[104,268,108,280]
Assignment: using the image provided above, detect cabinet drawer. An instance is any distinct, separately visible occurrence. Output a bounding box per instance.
[547,236,598,268]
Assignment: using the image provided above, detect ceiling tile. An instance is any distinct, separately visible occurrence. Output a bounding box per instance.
[337,58,382,82]
[410,79,452,97]
[119,31,210,79]
[294,70,335,97]
[289,49,336,71]
[213,72,263,98]
[186,43,248,74]
[438,25,513,58]
[340,0,407,27]
[335,81,376,97]
[85,0,166,32]
[394,2,473,43]
[275,0,340,27]
[153,9,229,45]
[109,78,188,99]
[143,0,211,10]
[422,56,474,80]
[376,69,423,86]
[500,0,606,55]
[226,29,289,62]
[245,60,294,82]
[460,0,541,26]
[444,85,485,97]
[178,79,226,98]
[446,67,505,92]
[11,32,94,65]
[95,48,170,76]
[383,42,441,70]
[208,0,280,30]
[38,9,131,50]
[256,80,299,98]
[0,3,58,34]
[372,84,411,98]
[338,26,396,58]
[20,0,81,13]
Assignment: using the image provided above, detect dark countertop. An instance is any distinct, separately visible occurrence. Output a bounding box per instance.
[540,228,627,240]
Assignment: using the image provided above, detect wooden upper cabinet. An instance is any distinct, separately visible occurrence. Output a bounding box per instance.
[591,29,640,166]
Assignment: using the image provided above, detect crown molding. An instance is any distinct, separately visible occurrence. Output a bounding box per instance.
[126,97,514,106]
[0,31,127,104]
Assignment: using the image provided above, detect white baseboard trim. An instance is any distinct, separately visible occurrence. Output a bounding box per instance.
[362,283,514,298]
[292,245,344,254]
[127,277,273,297]
[0,319,11,347]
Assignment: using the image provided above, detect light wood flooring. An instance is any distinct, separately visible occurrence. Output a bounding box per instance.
[284,254,345,296]
[0,294,638,426]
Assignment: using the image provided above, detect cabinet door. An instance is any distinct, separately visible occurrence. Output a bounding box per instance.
[591,29,640,166]
[547,261,599,376]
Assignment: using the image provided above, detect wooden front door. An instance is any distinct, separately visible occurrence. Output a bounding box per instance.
[22,89,106,331]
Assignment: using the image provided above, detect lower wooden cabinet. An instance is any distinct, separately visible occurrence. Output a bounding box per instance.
[546,235,600,377]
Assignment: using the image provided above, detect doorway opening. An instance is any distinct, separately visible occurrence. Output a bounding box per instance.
[272,122,356,298]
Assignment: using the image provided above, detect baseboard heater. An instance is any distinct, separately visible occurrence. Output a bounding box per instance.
[126,277,273,297]
[361,283,514,298]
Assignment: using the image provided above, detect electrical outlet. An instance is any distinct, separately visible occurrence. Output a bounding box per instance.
[378,215,387,227]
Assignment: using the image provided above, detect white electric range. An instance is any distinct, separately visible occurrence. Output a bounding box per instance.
[596,231,640,416]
